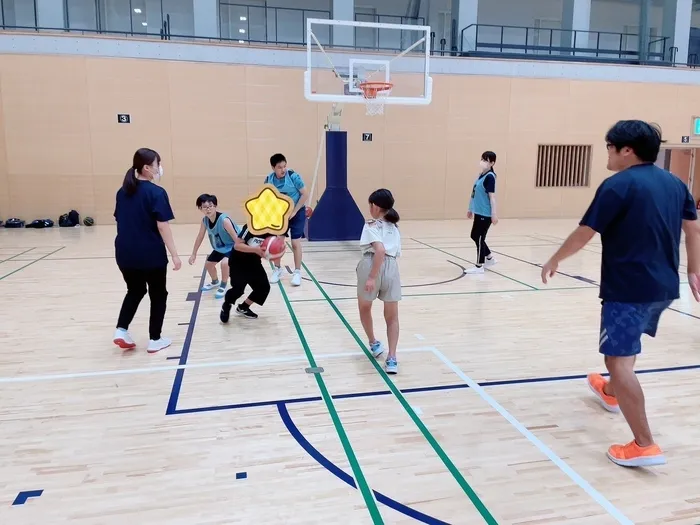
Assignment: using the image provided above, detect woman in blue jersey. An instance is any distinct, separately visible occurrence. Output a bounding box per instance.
[465,151,499,275]
[113,148,180,353]
[189,194,239,299]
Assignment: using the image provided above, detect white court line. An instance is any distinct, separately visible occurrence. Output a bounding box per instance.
[429,347,634,525]
[0,347,434,384]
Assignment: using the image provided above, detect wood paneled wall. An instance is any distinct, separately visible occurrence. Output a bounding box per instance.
[0,53,697,224]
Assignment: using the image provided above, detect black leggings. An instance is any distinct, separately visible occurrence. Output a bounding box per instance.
[117,266,168,340]
[470,214,492,265]
[225,260,271,306]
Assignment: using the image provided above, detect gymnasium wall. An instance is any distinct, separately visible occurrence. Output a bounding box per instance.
[0,48,699,224]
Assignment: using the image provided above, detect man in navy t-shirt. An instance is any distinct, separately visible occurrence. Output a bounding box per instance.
[541,120,700,468]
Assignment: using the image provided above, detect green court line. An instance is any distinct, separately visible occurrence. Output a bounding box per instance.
[288,285,599,303]
[410,238,538,291]
[272,264,384,524]
[299,260,499,525]
[0,247,36,264]
[0,247,65,281]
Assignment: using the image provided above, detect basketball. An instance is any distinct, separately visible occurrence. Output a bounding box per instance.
[83,217,95,226]
[261,236,286,260]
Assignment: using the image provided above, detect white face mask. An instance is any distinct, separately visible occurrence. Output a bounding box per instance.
[154,165,163,182]
[479,160,490,171]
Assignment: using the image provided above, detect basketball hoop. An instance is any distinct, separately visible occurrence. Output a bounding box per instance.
[358,81,393,116]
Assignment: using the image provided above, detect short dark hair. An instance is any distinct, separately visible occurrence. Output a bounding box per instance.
[369,188,399,224]
[481,151,497,164]
[122,148,161,196]
[605,120,664,163]
[270,153,286,167]
[196,194,217,208]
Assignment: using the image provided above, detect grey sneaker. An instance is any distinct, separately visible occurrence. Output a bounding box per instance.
[369,340,384,358]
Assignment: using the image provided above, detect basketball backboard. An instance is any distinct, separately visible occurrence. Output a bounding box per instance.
[304,18,433,113]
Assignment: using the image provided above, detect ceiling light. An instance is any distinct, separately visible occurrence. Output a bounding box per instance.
[134,8,142,13]
[240,16,247,21]
[238,40,245,43]
[239,28,246,33]
[142,22,147,26]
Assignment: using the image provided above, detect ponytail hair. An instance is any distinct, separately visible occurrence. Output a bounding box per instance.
[368,188,399,225]
[122,147,162,197]
[122,167,138,196]
[384,207,400,224]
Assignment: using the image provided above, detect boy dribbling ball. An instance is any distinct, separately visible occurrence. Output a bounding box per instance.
[189,194,239,299]
[356,189,402,374]
[220,224,280,322]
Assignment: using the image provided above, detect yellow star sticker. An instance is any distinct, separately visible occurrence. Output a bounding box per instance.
[244,184,295,236]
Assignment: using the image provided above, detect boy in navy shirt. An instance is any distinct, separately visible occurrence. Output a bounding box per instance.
[541,120,700,467]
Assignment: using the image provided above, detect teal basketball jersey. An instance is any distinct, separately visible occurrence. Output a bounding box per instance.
[469,171,495,217]
[204,213,238,254]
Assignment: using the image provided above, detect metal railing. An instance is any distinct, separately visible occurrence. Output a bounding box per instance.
[219,3,330,44]
[459,23,671,65]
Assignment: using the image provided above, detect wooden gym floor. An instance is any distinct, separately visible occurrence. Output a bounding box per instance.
[1,219,699,525]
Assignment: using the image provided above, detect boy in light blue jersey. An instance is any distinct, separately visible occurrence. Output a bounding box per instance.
[264,153,309,287]
[189,194,240,299]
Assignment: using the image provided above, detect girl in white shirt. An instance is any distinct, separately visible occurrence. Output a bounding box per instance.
[356,189,402,374]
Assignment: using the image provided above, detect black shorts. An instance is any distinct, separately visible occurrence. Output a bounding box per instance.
[207,250,229,263]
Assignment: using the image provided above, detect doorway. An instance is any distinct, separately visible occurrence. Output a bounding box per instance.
[658,148,700,204]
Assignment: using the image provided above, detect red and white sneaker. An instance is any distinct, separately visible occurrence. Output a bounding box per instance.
[113,328,136,350]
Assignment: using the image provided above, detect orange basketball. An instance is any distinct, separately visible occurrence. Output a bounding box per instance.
[261,236,286,261]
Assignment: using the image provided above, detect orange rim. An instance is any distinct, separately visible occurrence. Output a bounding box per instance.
[358,81,393,99]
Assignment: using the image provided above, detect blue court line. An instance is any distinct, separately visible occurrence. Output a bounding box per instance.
[492,249,700,320]
[411,238,537,291]
[169,361,700,415]
[12,489,43,505]
[165,267,207,415]
[278,403,449,525]
[490,249,595,285]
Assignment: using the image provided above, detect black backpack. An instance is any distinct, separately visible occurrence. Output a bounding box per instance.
[25,219,54,229]
[4,218,24,228]
[58,210,80,227]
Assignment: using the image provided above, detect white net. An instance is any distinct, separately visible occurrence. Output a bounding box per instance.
[360,83,393,116]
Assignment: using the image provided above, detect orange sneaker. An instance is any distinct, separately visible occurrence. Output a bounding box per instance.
[587,373,619,413]
[607,440,666,467]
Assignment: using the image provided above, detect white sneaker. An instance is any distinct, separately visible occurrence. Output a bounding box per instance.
[484,257,497,267]
[147,337,172,353]
[464,266,485,274]
[269,267,284,284]
[291,269,302,286]
[113,328,136,350]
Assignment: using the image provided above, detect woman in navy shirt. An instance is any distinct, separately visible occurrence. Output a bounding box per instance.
[113,148,181,353]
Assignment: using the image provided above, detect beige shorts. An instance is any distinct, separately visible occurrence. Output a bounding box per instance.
[356,254,401,302]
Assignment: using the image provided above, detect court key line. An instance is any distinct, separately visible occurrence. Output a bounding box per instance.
[0,247,36,264]
[288,284,598,304]
[0,348,434,384]
[164,268,385,522]
[409,238,538,291]
[299,259,499,524]
[0,247,65,281]
[277,402,449,525]
[271,263,385,523]
[492,249,700,321]
[430,348,634,525]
